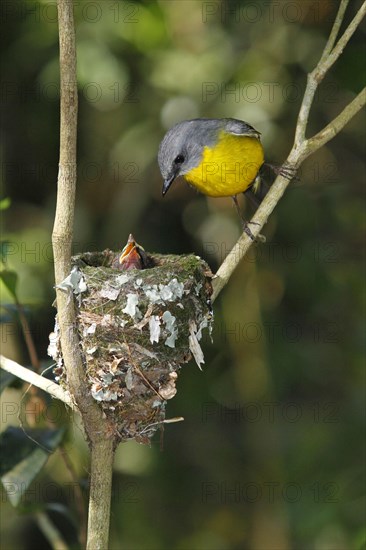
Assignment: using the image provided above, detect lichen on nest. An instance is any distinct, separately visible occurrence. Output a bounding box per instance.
[49,244,213,444]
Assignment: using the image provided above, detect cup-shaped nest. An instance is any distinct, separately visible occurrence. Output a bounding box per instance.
[50,247,213,444]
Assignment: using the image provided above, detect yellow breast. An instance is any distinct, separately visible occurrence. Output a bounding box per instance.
[185,132,264,197]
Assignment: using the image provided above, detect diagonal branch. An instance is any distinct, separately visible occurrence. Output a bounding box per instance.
[212,89,364,302]
[212,2,365,302]
[212,172,291,302]
[0,355,76,410]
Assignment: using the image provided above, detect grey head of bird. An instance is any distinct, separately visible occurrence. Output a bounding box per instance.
[158,118,261,196]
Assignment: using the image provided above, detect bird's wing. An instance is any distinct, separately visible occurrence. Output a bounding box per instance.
[223,118,261,139]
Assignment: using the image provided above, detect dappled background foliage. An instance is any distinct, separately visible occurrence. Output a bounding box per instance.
[1,1,365,549]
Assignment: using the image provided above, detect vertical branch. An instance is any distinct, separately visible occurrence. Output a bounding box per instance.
[54,1,115,549]
[59,444,88,548]
[87,442,114,550]
[53,0,94,428]
[53,0,77,282]
[53,0,106,436]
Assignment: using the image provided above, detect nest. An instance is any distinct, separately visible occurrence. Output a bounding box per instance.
[49,247,213,444]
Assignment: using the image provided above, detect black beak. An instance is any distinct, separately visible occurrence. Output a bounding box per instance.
[162,174,176,197]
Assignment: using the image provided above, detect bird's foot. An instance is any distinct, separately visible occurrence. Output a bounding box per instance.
[265,162,298,182]
[242,221,266,243]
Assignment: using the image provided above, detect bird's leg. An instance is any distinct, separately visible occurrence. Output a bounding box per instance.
[232,194,245,222]
[231,195,263,242]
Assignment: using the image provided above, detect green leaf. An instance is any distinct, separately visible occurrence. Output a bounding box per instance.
[0,427,65,507]
[0,270,18,300]
[0,197,11,210]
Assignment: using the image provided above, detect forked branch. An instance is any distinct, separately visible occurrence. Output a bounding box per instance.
[212,1,366,302]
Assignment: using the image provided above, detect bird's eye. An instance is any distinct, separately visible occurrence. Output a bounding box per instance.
[174,154,185,164]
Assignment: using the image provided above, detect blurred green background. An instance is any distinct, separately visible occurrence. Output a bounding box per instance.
[1,0,365,549]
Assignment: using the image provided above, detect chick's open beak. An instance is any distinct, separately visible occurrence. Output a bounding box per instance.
[119,234,146,270]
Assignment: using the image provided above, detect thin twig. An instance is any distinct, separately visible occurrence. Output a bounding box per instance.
[14,297,40,372]
[0,355,75,409]
[320,0,350,60]
[294,0,363,146]
[306,87,366,152]
[315,1,366,81]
